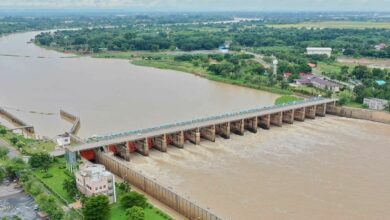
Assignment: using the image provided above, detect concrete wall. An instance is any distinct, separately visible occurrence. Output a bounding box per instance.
[95,151,222,220]
[327,106,390,125]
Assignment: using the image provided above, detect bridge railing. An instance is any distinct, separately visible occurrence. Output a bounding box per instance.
[85,97,327,143]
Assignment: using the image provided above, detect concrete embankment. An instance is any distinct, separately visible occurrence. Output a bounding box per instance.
[60,109,80,135]
[329,106,390,125]
[0,107,35,134]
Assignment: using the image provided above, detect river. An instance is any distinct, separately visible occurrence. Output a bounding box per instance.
[0,31,279,138]
[1,31,390,220]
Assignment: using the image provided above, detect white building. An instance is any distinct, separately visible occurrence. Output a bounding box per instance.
[363,98,389,111]
[306,47,332,57]
[75,164,116,203]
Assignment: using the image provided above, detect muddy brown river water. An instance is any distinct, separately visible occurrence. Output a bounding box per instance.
[0,32,279,138]
[1,31,390,220]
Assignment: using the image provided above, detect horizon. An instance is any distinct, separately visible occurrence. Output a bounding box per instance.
[1,0,390,12]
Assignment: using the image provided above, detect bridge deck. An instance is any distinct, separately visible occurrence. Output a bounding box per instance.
[69,98,337,153]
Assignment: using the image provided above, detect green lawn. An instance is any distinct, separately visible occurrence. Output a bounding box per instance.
[109,203,169,220]
[109,187,171,220]
[33,158,74,203]
[275,95,303,105]
[268,21,390,29]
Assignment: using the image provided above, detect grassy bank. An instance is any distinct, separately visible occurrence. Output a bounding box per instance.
[132,59,292,95]
[0,125,55,154]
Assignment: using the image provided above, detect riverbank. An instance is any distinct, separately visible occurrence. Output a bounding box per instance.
[37,46,294,96]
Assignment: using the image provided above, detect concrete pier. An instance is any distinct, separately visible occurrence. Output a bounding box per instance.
[326,101,337,114]
[305,106,316,119]
[216,122,230,139]
[169,131,184,148]
[117,144,131,161]
[244,117,258,133]
[271,112,283,126]
[231,119,245,135]
[294,108,305,121]
[282,110,294,124]
[135,139,149,156]
[185,128,200,145]
[152,134,167,152]
[200,125,216,142]
[316,104,326,117]
[258,115,271,129]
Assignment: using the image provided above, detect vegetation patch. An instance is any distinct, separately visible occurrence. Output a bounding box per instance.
[275,95,303,105]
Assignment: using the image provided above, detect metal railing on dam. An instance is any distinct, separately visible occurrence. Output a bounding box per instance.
[69,97,337,153]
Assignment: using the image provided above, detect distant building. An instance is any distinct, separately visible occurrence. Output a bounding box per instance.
[363,98,389,110]
[283,72,292,79]
[375,80,386,86]
[218,46,229,54]
[310,77,340,92]
[308,63,317,68]
[295,75,340,92]
[272,57,278,75]
[75,164,116,203]
[306,47,332,57]
[374,43,387,51]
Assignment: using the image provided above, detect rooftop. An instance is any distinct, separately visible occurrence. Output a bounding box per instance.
[78,164,112,181]
[307,47,332,51]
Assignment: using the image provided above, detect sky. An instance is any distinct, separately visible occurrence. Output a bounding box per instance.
[0,0,389,11]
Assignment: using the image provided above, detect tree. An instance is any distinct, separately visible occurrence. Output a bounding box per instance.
[16,141,26,149]
[9,137,18,145]
[0,127,6,135]
[126,206,144,220]
[5,157,26,180]
[29,153,52,171]
[121,192,147,209]
[0,146,9,158]
[352,65,371,80]
[36,194,64,220]
[82,195,110,220]
[118,181,131,192]
[0,167,6,183]
[63,175,79,198]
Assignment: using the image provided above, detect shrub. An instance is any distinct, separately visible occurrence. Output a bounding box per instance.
[9,137,18,145]
[126,206,144,220]
[0,127,7,135]
[16,141,26,149]
[121,191,147,209]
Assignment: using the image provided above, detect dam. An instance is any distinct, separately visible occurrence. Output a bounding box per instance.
[67,97,337,162]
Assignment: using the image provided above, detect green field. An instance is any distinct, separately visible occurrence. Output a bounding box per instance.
[268,21,390,29]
